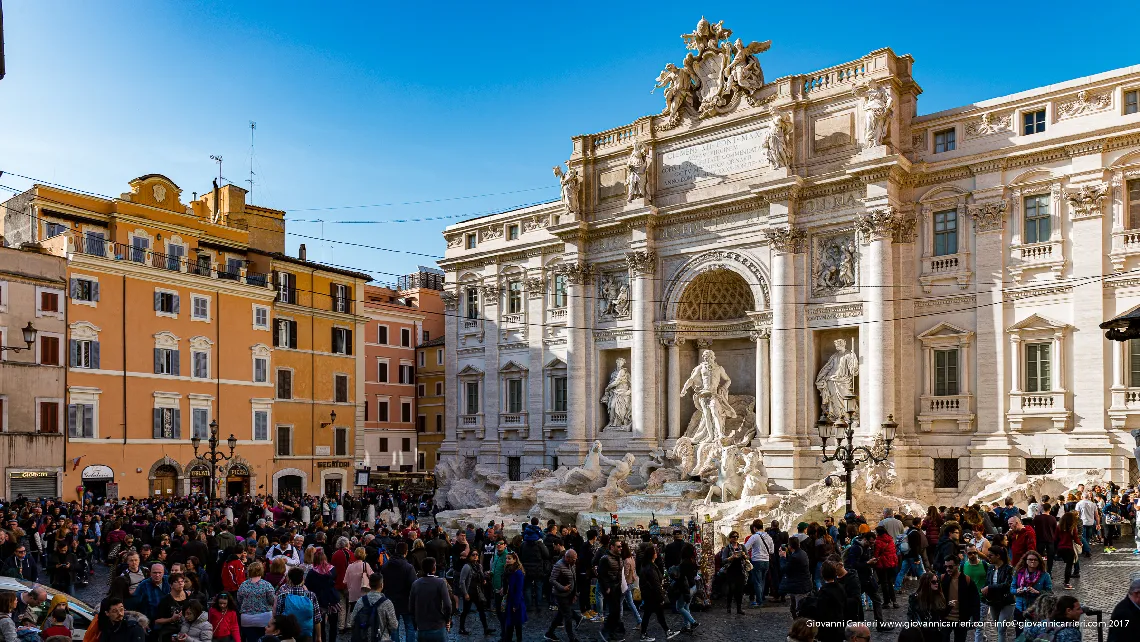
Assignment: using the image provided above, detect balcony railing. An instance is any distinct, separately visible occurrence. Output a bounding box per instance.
[921,394,971,414]
[68,234,271,289]
[545,411,568,425]
[461,319,483,335]
[457,414,485,439]
[499,412,527,425]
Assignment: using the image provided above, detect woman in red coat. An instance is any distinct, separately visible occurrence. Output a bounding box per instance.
[221,548,247,595]
[873,525,900,609]
[208,593,241,642]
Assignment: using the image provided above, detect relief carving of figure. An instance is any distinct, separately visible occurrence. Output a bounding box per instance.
[626,142,654,203]
[654,63,696,124]
[723,38,770,97]
[858,84,894,147]
[553,164,581,215]
[816,338,859,421]
[598,273,630,319]
[681,349,737,444]
[764,112,793,169]
[600,358,633,431]
[816,237,858,293]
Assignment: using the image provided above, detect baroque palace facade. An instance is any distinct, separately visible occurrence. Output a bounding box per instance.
[438,19,1140,497]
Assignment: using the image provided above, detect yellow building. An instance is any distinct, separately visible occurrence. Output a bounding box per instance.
[415,336,445,470]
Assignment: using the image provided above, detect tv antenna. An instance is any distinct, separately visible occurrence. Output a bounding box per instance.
[209,155,225,183]
[247,121,257,203]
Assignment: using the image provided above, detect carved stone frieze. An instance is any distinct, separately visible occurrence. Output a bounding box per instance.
[1066,183,1108,220]
[800,191,860,215]
[456,346,485,356]
[811,231,858,296]
[911,130,926,151]
[479,225,504,242]
[625,250,657,276]
[524,276,546,298]
[914,294,976,311]
[597,271,631,321]
[968,200,1007,233]
[446,235,462,248]
[964,112,1012,138]
[523,214,551,233]
[855,208,896,243]
[1057,90,1112,120]
[594,329,633,343]
[807,302,863,321]
[764,225,807,254]
[479,284,501,300]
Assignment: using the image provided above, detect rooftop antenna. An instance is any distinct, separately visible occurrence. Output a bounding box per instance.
[247,121,256,203]
[209,155,224,184]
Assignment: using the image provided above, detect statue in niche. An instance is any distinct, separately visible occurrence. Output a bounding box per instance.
[816,237,858,293]
[816,338,859,421]
[764,112,793,170]
[553,163,581,216]
[626,142,654,203]
[597,273,630,320]
[681,349,737,444]
[600,358,633,431]
[857,83,894,147]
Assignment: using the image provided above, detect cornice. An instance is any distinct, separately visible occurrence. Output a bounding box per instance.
[67,254,277,301]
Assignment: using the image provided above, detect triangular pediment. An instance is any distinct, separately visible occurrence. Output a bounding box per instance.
[917,322,972,339]
[456,365,484,377]
[1007,313,1070,332]
[544,357,567,370]
[499,360,528,373]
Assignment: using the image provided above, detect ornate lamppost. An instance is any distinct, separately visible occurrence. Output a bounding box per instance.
[0,322,37,354]
[191,419,237,501]
[816,393,897,513]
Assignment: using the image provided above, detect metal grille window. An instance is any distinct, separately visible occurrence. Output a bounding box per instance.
[934,128,956,153]
[1023,194,1051,244]
[553,376,568,412]
[465,382,479,415]
[933,209,958,256]
[1026,342,1051,392]
[1023,109,1046,135]
[506,379,524,413]
[507,280,523,314]
[933,458,959,489]
[933,349,959,396]
[465,288,479,319]
[1025,457,1054,476]
[507,457,521,482]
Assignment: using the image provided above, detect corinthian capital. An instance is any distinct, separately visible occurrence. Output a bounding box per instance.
[763,225,807,254]
[855,207,897,243]
[440,291,459,311]
[968,200,1007,233]
[554,261,593,285]
[625,250,657,276]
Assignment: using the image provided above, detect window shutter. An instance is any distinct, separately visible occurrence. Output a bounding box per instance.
[330,282,337,311]
[70,278,78,299]
[173,294,181,314]
[272,320,280,347]
[346,329,353,355]
[91,342,100,369]
[154,291,161,311]
[153,408,163,439]
[331,327,338,353]
[173,409,182,439]
[172,349,181,376]
[154,348,162,374]
[69,340,79,367]
[68,404,78,437]
[92,281,100,302]
[289,320,297,348]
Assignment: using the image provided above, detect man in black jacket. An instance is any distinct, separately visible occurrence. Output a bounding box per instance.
[2,544,38,581]
[383,542,420,642]
[815,562,847,642]
[831,556,863,624]
[1106,577,1140,642]
[844,533,884,629]
[595,539,624,642]
[546,550,581,642]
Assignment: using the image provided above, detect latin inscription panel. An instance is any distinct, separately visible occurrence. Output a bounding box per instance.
[658,129,766,191]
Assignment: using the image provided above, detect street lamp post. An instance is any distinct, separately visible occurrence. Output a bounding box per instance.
[816,393,897,514]
[0,322,38,354]
[192,419,237,501]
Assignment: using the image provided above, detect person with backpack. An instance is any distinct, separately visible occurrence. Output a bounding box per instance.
[979,546,1014,642]
[380,542,418,642]
[348,575,397,642]
[894,519,926,594]
[275,568,321,642]
[457,551,495,636]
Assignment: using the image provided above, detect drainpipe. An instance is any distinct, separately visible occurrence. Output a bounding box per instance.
[123,274,128,446]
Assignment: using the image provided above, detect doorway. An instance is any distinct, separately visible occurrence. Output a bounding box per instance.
[82,480,108,501]
[151,465,179,497]
[227,475,250,497]
[324,477,342,498]
[277,474,303,499]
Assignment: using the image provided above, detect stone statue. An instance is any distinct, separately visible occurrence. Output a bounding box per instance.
[598,273,630,319]
[600,358,633,431]
[764,113,793,170]
[1132,429,1140,471]
[724,38,770,97]
[606,453,637,489]
[704,445,746,503]
[739,448,769,498]
[681,349,737,444]
[553,164,581,215]
[561,440,621,493]
[654,62,696,124]
[669,437,697,477]
[858,84,894,147]
[626,142,654,203]
[816,338,859,421]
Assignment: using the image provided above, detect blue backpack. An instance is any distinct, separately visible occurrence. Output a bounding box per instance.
[282,593,315,637]
[351,595,390,642]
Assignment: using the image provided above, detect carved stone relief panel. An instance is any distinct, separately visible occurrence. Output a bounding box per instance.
[596,270,631,322]
[811,231,859,296]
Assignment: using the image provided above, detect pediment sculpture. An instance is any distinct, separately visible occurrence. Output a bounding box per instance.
[654,18,771,128]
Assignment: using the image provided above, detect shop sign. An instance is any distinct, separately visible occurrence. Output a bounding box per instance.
[188,467,211,478]
[81,465,114,480]
[10,471,53,479]
[107,482,119,500]
[316,461,349,468]
[229,464,251,476]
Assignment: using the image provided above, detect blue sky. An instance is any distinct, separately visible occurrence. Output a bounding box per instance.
[2,1,1137,283]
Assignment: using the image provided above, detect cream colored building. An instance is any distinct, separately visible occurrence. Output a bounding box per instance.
[438,19,1140,497]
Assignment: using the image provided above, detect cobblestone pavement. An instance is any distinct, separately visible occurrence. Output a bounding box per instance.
[69,549,1140,642]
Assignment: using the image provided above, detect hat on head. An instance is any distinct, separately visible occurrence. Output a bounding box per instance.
[797,522,809,530]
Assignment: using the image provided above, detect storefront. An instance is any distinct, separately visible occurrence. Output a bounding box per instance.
[226,463,251,497]
[318,461,348,498]
[9,471,59,500]
[81,465,114,500]
[188,463,210,495]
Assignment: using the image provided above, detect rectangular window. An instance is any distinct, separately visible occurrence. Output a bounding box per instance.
[419,351,426,368]
[40,291,59,313]
[465,234,477,249]
[932,209,958,256]
[437,349,444,365]
[72,278,97,302]
[44,222,67,239]
[418,452,425,470]
[507,457,521,482]
[334,374,349,403]
[377,360,389,383]
[70,339,98,369]
[1026,457,1054,476]
[166,244,185,271]
[1128,179,1140,230]
[435,382,443,396]
[933,128,956,153]
[933,349,959,396]
[276,426,292,456]
[189,296,209,320]
[84,231,106,257]
[224,258,244,280]
[192,408,209,440]
[465,382,479,415]
[506,378,524,413]
[152,407,180,439]
[507,280,522,314]
[417,415,426,433]
[552,274,567,308]
[933,458,959,489]
[276,272,296,304]
[507,224,519,240]
[254,357,268,383]
[377,326,388,344]
[377,400,390,422]
[435,414,443,432]
[67,403,95,438]
[277,370,293,399]
[331,283,350,313]
[401,401,412,423]
[194,254,212,276]
[399,364,414,385]
[1130,339,1140,386]
[1023,194,1051,244]
[154,348,178,375]
[1126,90,1138,115]
[254,306,269,329]
[553,376,568,412]
[402,437,411,452]
[423,330,430,341]
[155,291,178,315]
[401,328,411,347]
[1026,342,1052,392]
[192,351,208,379]
[253,411,269,440]
[38,402,60,434]
[379,437,389,452]
[40,336,60,366]
[334,427,348,456]
[331,327,351,354]
[417,384,426,397]
[131,236,149,263]
[275,319,297,349]
[465,287,479,320]
[1023,109,1046,135]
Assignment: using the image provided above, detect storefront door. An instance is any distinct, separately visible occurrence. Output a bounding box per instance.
[324,477,342,498]
[151,465,178,496]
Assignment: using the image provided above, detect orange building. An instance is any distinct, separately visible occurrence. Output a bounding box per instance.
[1,174,368,500]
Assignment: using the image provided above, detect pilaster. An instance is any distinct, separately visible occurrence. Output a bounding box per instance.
[557,259,592,466]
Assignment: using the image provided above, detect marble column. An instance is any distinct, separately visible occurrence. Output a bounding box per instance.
[559,262,592,465]
[439,291,461,461]
[753,332,771,439]
[857,208,896,436]
[478,281,502,462]
[763,226,805,440]
[628,250,658,447]
[664,338,682,440]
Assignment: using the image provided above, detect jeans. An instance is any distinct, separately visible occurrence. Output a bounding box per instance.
[547,595,579,642]
[397,613,417,642]
[976,603,1014,642]
[876,566,897,606]
[621,588,641,624]
[416,629,447,642]
[675,597,696,627]
[895,558,925,591]
[748,562,768,604]
[1081,525,1095,556]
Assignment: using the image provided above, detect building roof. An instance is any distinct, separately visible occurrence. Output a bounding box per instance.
[249,248,373,282]
[418,336,445,349]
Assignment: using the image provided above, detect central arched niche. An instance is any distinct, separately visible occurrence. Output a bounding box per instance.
[676,268,755,321]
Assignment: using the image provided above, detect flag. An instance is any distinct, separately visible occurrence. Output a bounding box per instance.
[71,456,84,470]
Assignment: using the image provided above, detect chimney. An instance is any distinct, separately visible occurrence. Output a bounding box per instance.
[298,244,307,261]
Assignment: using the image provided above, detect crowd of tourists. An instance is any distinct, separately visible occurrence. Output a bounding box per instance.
[0,484,1132,642]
